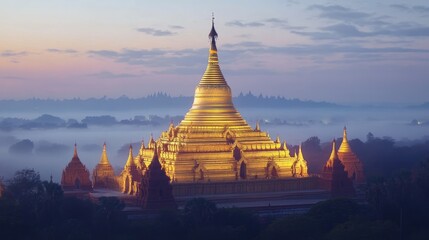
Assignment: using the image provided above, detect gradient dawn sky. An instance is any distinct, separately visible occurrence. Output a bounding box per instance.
[1,0,429,104]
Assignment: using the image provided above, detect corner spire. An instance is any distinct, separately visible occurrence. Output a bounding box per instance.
[255,121,260,131]
[282,141,288,150]
[329,139,338,162]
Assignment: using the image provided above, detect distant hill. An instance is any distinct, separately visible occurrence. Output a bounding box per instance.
[408,102,429,109]
[0,92,342,112]
[234,92,340,108]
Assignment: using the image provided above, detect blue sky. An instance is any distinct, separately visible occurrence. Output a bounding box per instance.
[1,0,429,104]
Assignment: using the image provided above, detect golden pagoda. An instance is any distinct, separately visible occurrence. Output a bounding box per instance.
[322,140,355,197]
[121,145,142,195]
[61,144,92,191]
[337,127,365,184]
[136,19,308,183]
[93,143,115,188]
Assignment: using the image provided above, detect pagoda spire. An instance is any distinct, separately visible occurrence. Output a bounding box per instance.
[209,13,218,54]
[298,144,304,160]
[125,145,135,167]
[99,142,111,165]
[73,143,78,158]
[255,121,260,131]
[326,139,338,168]
[139,140,145,155]
[282,141,288,150]
[197,14,227,85]
[71,143,82,163]
[338,126,352,153]
[178,15,246,128]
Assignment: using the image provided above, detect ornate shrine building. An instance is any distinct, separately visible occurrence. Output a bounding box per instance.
[134,19,309,185]
[60,19,365,208]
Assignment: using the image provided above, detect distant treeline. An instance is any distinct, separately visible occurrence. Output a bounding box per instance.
[0,92,341,111]
[0,114,185,131]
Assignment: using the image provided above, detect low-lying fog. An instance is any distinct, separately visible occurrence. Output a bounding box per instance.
[0,107,428,181]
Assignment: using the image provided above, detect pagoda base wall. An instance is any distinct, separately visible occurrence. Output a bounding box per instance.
[171,176,321,197]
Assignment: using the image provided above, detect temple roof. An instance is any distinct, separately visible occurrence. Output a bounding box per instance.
[68,144,85,167]
[338,126,352,153]
[148,146,162,172]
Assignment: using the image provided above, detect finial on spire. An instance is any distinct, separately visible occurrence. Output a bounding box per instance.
[343,126,348,140]
[209,13,218,52]
[73,143,78,158]
[255,121,260,131]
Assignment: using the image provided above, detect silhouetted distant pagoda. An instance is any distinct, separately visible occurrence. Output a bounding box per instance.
[140,146,176,210]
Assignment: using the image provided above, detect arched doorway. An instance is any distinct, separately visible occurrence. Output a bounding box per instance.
[74,178,81,189]
[239,162,247,179]
[233,145,241,161]
[124,176,130,193]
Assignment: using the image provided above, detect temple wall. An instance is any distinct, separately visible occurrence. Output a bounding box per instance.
[171,176,321,197]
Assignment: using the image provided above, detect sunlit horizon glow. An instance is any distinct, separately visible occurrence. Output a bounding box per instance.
[1,0,429,105]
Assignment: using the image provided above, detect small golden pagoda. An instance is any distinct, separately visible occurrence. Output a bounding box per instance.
[337,127,365,184]
[121,145,141,194]
[93,143,115,188]
[137,19,308,183]
[61,144,92,191]
[322,140,355,197]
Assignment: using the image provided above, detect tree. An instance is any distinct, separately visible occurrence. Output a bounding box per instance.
[6,168,42,205]
[307,198,360,232]
[328,220,399,240]
[183,198,217,227]
[261,215,322,240]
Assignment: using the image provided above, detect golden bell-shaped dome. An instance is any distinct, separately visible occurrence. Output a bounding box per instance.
[179,18,248,129]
